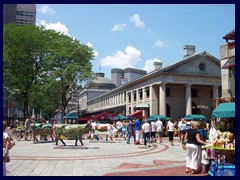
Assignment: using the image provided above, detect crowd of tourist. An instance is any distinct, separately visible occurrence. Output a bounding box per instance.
[3,116,211,175]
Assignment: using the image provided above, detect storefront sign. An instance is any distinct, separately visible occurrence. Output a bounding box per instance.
[174,76,221,83]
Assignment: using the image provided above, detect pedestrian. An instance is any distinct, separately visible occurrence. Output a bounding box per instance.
[116,119,122,140]
[126,119,136,144]
[3,121,10,176]
[167,119,175,146]
[180,118,187,142]
[121,120,127,140]
[201,146,210,174]
[150,119,157,142]
[141,119,151,147]
[185,121,208,174]
[24,118,32,140]
[135,118,141,144]
[156,118,163,143]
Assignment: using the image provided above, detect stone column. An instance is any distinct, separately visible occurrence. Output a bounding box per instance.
[120,93,122,104]
[149,85,153,115]
[131,91,134,114]
[185,84,192,115]
[213,86,219,99]
[136,89,140,105]
[213,85,219,107]
[142,87,146,117]
[159,83,166,116]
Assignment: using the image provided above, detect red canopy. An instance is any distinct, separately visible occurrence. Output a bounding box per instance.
[129,110,143,119]
[92,112,115,120]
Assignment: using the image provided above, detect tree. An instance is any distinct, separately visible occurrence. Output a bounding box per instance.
[4,24,94,121]
[4,24,51,121]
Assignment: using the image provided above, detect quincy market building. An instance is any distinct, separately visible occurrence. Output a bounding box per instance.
[85,45,222,120]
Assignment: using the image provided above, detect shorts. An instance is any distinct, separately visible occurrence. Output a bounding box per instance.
[157,131,163,138]
[151,132,156,137]
[181,130,186,134]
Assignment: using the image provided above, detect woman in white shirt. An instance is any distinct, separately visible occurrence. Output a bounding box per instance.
[3,121,10,176]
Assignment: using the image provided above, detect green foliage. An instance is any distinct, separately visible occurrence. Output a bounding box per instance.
[3,24,95,120]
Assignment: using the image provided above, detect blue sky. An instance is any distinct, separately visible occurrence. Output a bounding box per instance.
[36,4,235,79]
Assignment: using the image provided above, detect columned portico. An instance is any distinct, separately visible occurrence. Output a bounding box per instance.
[185,84,192,115]
[159,83,166,116]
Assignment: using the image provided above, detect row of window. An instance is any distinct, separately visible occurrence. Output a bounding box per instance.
[16,11,35,17]
[126,88,213,103]
[96,87,213,107]
[16,19,34,22]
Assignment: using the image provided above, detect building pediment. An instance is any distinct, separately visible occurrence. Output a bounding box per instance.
[160,51,221,77]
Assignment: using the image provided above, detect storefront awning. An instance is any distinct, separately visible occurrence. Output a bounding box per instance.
[135,103,149,110]
[184,114,206,121]
[129,110,143,119]
[212,102,235,118]
[222,57,235,69]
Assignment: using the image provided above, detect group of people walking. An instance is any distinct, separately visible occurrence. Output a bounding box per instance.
[113,117,166,147]
[114,117,211,174]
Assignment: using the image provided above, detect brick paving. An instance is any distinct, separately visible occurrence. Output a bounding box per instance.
[6,137,209,176]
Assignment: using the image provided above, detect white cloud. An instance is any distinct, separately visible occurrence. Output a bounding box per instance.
[154,40,168,48]
[143,58,163,73]
[38,20,70,36]
[111,23,127,32]
[100,46,141,69]
[86,42,99,58]
[129,14,145,28]
[37,5,56,15]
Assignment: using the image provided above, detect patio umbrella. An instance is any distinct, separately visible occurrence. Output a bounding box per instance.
[184,114,206,121]
[148,115,166,121]
[113,115,128,120]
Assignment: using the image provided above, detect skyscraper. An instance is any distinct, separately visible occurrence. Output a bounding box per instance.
[111,68,124,87]
[16,4,36,25]
[124,68,147,82]
[3,4,36,25]
[3,4,17,24]
[111,68,147,87]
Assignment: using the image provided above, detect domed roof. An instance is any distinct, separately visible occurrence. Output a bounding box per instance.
[90,73,116,90]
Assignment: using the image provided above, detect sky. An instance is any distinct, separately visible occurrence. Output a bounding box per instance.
[36,4,235,79]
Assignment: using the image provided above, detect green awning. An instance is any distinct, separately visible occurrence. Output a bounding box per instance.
[184,114,206,121]
[212,102,235,118]
[63,112,78,119]
[148,115,166,121]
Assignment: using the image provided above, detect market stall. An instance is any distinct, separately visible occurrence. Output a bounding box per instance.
[207,102,235,176]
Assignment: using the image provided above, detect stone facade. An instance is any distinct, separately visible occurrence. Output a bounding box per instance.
[86,50,221,120]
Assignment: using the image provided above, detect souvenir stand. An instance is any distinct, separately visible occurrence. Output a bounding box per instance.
[207,102,235,176]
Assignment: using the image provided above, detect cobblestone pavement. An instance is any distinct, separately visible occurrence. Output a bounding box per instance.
[6,137,209,176]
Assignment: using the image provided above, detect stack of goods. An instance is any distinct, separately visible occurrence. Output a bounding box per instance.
[213,130,235,149]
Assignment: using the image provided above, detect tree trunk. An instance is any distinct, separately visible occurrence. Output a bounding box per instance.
[23,93,29,122]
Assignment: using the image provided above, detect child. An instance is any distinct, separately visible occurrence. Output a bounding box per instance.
[201,146,210,174]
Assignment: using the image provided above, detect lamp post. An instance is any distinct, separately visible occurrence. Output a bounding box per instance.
[56,77,64,123]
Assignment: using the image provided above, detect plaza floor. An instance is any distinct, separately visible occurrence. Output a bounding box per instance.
[6,136,209,176]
